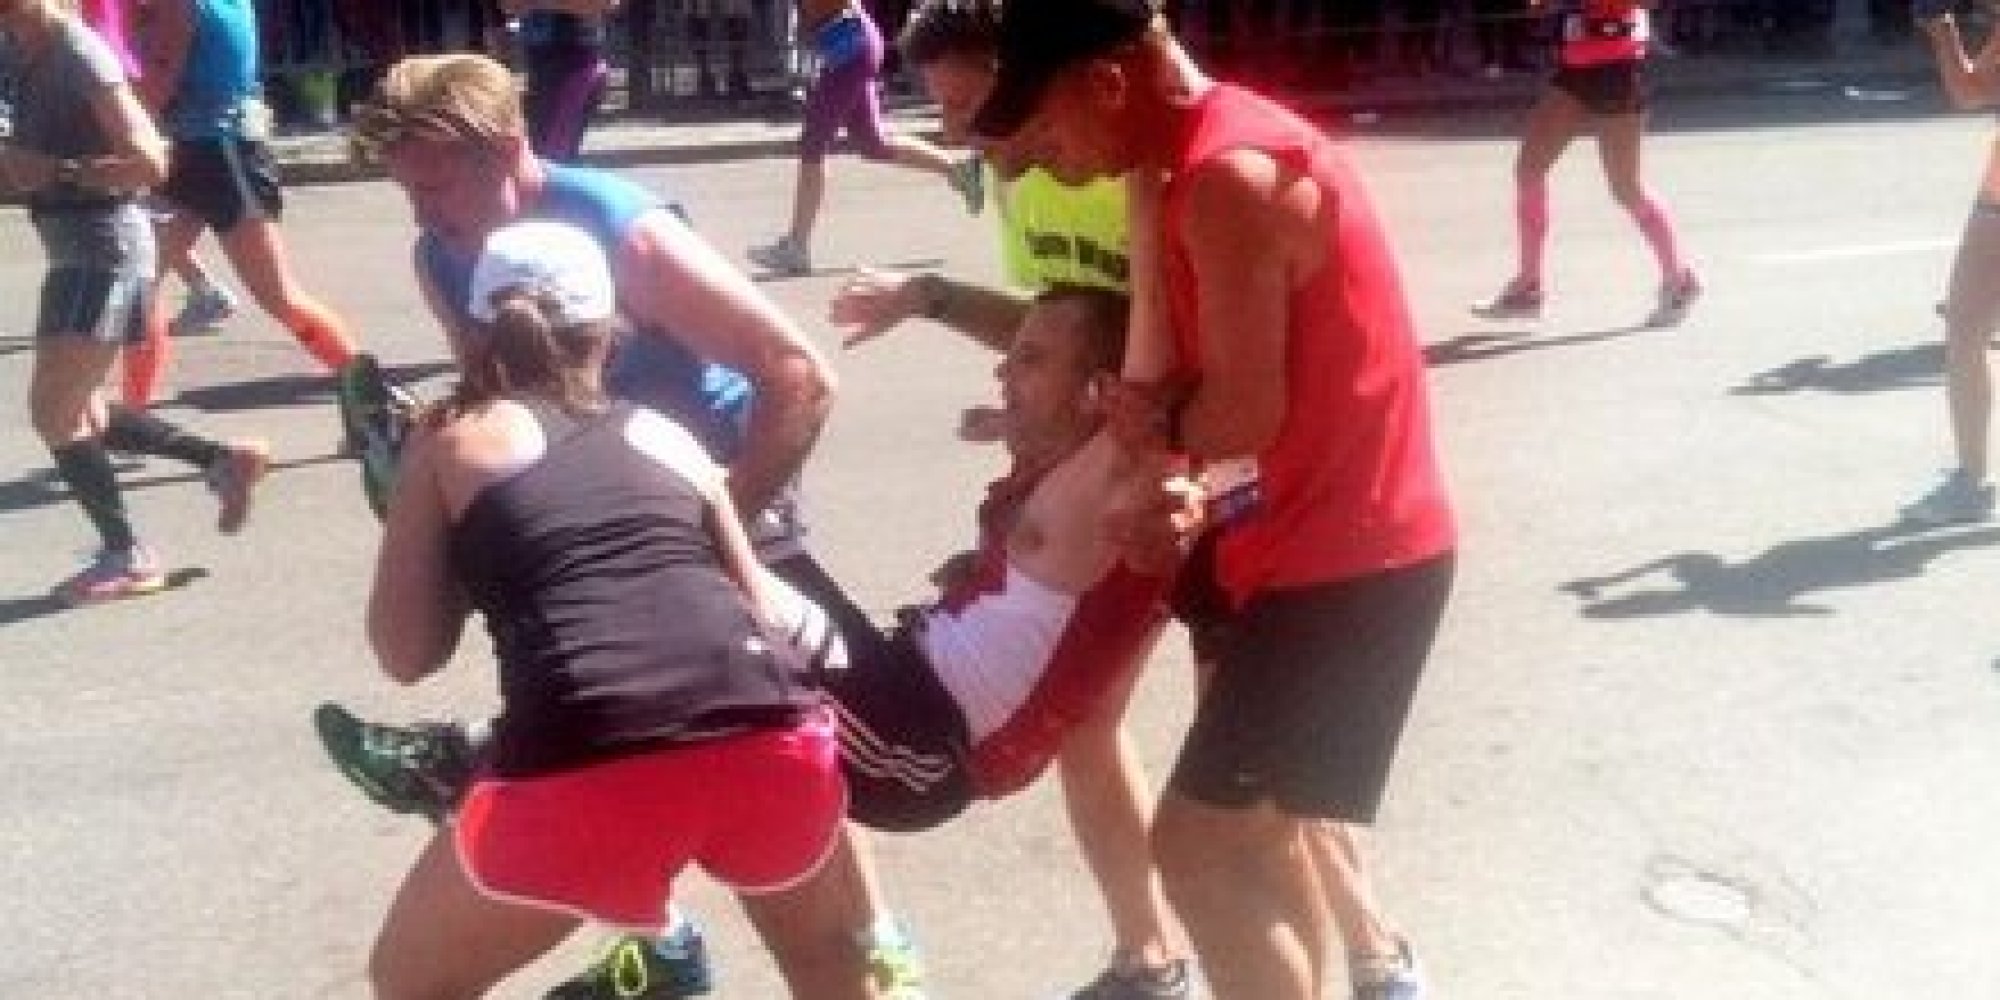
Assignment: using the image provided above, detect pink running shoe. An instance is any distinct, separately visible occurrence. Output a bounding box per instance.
[206,439,271,534]
[55,546,167,606]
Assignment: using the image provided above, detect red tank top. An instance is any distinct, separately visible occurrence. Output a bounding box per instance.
[1161,85,1455,605]
[947,468,1170,799]
[1558,1,1648,68]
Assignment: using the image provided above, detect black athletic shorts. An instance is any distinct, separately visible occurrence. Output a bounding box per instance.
[817,614,975,834]
[159,137,284,232]
[1551,60,1648,115]
[1168,553,1454,823]
[1168,529,1230,664]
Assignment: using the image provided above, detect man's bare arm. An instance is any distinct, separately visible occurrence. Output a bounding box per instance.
[618,208,836,517]
[1170,151,1302,459]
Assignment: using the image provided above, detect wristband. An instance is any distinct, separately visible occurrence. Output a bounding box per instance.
[53,157,82,187]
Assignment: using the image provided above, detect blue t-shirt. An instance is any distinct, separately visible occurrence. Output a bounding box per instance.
[165,0,262,140]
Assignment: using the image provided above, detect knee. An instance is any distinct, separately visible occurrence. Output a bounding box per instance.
[1608,182,1648,210]
[28,388,85,445]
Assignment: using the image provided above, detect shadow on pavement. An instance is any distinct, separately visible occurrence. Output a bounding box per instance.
[0,453,346,518]
[0,568,209,629]
[1733,342,1942,396]
[169,360,456,414]
[1425,321,1657,366]
[1559,520,2000,618]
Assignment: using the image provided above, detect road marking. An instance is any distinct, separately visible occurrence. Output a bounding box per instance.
[1754,238,1956,264]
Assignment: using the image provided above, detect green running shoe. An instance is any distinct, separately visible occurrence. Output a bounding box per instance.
[864,922,927,1000]
[312,703,474,824]
[335,353,419,520]
[546,928,714,1000]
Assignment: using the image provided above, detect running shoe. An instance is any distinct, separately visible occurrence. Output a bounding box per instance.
[546,926,714,1000]
[54,545,167,606]
[863,922,927,1000]
[952,156,985,215]
[1469,279,1544,320]
[1352,938,1426,1000]
[205,439,271,535]
[748,235,812,277]
[312,704,475,823]
[170,285,239,336]
[1070,958,1193,999]
[335,353,419,520]
[1644,268,1704,328]
[1901,468,1997,526]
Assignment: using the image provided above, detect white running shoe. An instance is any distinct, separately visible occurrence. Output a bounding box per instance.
[1645,268,1703,328]
[1470,279,1543,320]
[1902,468,1997,526]
[749,235,812,276]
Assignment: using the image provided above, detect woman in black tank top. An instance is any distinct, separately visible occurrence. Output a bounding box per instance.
[361,220,849,998]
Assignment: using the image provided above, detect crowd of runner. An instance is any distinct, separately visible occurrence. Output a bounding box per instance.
[4,0,1990,998]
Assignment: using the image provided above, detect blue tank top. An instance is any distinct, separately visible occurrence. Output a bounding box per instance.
[518,10,604,51]
[166,0,261,140]
[417,162,754,462]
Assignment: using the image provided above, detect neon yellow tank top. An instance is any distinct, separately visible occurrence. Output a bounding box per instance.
[997,168,1129,293]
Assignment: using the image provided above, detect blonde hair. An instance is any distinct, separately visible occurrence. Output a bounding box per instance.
[350,54,524,162]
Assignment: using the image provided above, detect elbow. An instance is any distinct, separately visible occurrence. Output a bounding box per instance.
[775,347,838,426]
[136,144,170,189]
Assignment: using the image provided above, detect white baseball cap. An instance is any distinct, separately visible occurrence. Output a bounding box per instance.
[466,220,616,326]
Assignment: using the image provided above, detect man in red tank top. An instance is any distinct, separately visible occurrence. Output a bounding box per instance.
[976,3,1457,999]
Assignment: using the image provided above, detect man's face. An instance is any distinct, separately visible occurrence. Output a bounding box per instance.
[918,54,995,147]
[989,61,1132,186]
[996,301,1100,455]
[383,135,521,256]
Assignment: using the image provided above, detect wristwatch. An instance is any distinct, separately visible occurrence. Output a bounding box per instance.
[52,157,82,186]
[915,273,951,321]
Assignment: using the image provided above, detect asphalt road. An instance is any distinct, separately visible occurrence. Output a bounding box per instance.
[3,87,1998,998]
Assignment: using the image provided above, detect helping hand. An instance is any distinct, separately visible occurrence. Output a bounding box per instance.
[829,268,921,348]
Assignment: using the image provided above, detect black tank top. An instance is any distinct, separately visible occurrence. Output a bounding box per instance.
[447,401,815,777]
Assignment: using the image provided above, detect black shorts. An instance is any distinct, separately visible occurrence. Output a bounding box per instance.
[818,618,974,834]
[1168,553,1454,823]
[770,554,974,833]
[1168,529,1230,664]
[1551,60,1648,115]
[159,137,284,232]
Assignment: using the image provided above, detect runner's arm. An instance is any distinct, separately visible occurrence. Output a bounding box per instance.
[368,425,470,684]
[831,269,1030,353]
[136,0,192,112]
[617,208,836,518]
[77,77,169,190]
[1168,151,1298,459]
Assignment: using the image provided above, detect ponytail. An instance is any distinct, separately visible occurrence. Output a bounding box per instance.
[448,289,611,418]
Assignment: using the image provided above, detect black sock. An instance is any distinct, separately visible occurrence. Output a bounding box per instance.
[103,406,224,470]
[50,440,138,552]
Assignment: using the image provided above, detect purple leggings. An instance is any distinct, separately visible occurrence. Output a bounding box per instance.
[525,45,609,163]
[798,11,889,162]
